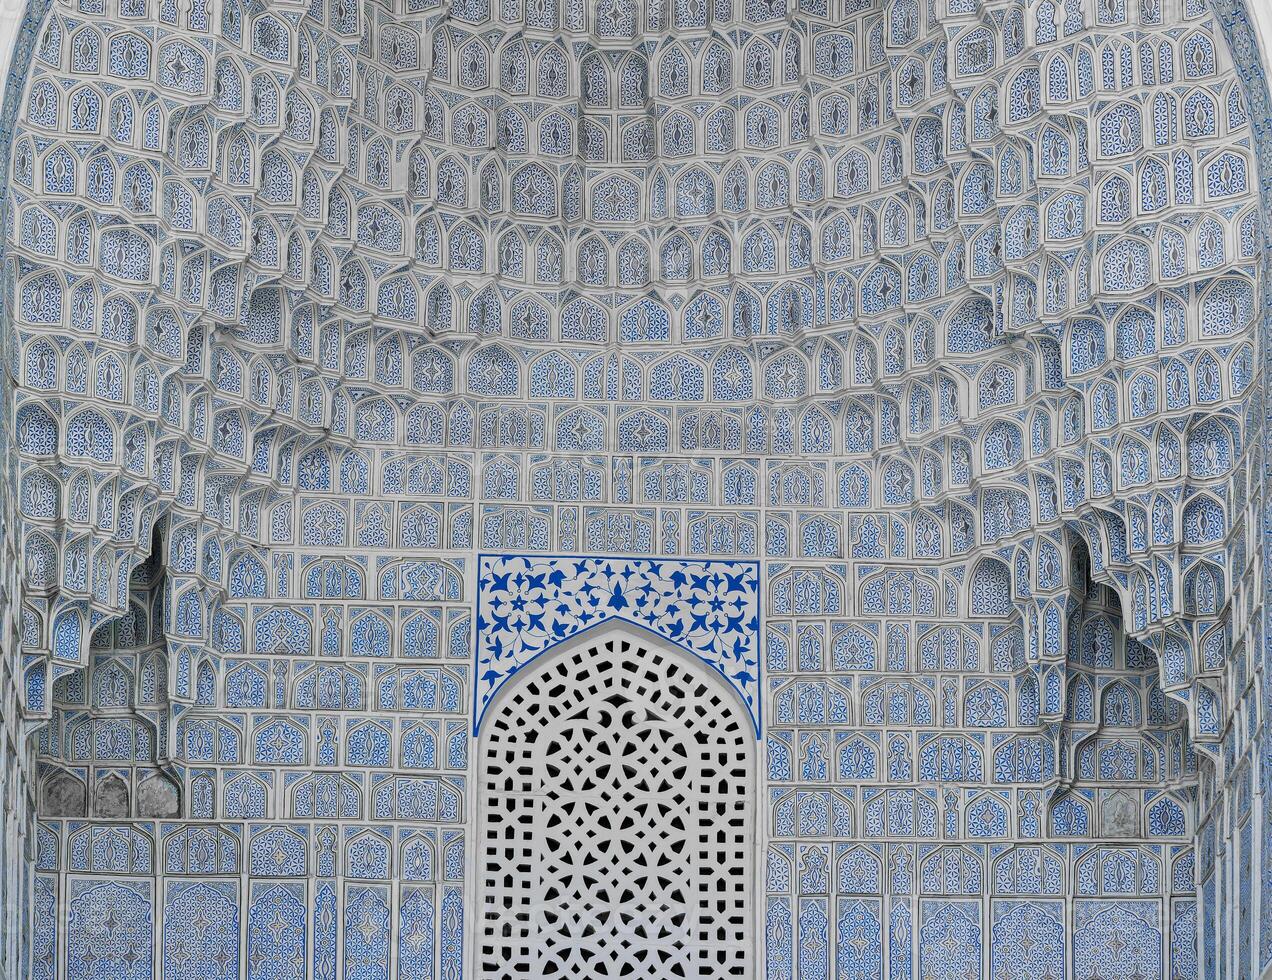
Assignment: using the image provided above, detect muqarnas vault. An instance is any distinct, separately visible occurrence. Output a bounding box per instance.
[0,0,1267,976]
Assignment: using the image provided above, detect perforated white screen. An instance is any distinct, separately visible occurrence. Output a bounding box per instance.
[479,632,755,979]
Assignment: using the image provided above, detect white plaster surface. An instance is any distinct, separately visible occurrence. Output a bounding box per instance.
[0,0,26,104]
[1250,0,1272,76]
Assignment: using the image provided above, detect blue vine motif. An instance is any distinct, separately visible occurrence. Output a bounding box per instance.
[475,554,761,734]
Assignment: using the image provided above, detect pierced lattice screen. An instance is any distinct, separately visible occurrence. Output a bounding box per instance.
[479,632,754,978]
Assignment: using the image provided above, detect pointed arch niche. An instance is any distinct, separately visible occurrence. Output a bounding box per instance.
[477,627,756,979]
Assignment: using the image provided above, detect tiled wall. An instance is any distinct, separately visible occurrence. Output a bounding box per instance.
[0,0,1267,976]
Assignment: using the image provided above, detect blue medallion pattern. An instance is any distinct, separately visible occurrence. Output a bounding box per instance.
[476,554,761,732]
[1073,899,1163,980]
[989,901,1065,980]
[162,880,240,980]
[247,882,306,980]
[65,880,153,980]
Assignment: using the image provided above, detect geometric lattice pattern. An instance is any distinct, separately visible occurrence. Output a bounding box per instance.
[479,632,753,978]
[0,0,1268,973]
